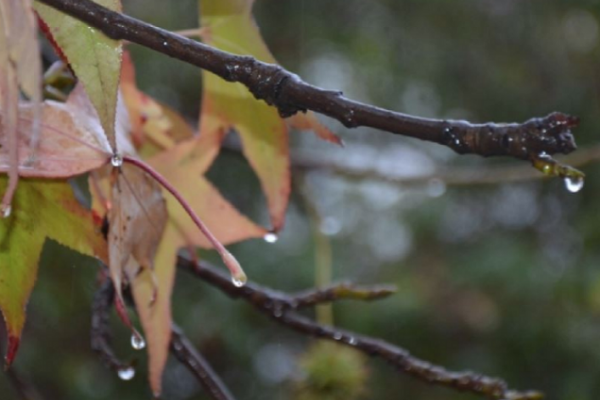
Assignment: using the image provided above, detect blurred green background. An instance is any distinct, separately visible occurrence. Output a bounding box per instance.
[3,0,600,399]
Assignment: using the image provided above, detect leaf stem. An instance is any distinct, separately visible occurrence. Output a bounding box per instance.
[122,156,246,285]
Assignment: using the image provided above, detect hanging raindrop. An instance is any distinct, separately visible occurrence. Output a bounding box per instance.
[131,333,146,350]
[111,153,123,167]
[231,274,247,288]
[117,366,135,381]
[1,205,11,219]
[263,232,278,243]
[564,176,584,193]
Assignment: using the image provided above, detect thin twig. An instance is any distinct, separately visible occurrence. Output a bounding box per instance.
[91,277,236,400]
[293,143,600,187]
[91,277,129,372]
[171,324,236,400]
[38,0,580,164]
[177,256,542,400]
[291,282,396,309]
[4,368,45,400]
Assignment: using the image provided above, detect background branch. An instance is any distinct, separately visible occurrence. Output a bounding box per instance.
[177,256,542,400]
[39,0,580,165]
[292,143,600,187]
[170,324,236,400]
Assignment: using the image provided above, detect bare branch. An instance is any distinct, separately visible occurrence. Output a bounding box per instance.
[92,277,235,400]
[91,277,129,372]
[178,256,543,400]
[38,0,581,169]
[171,324,237,400]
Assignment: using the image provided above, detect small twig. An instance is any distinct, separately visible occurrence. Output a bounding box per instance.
[92,275,236,400]
[91,277,129,372]
[290,282,396,309]
[38,0,581,166]
[177,256,542,400]
[170,324,236,400]
[4,367,45,400]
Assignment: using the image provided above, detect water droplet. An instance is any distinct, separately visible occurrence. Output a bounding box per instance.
[1,205,11,218]
[273,308,283,318]
[131,333,146,350]
[347,337,357,345]
[111,153,123,167]
[333,333,343,341]
[117,366,135,381]
[263,232,278,243]
[542,164,552,175]
[231,275,246,288]
[564,176,584,193]
[162,41,168,46]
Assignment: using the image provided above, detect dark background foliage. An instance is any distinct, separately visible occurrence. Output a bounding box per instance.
[3,1,600,399]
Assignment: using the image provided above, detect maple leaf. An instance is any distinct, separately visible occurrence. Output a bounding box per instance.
[0,89,116,178]
[199,0,340,232]
[0,177,106,366]
[120,55,266,394]
[35,0,123,153]
[0,0,42,215]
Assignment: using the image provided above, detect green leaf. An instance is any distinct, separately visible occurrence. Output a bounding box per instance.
[35,0,123,153]
[199,0,339,231]
[0,177,106,365]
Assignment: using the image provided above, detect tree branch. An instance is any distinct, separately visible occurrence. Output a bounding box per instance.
[91,277,236,400]
[91,277,129,372]
[38,0,580,168]
[170,324,236,400]
[177,256,543,400]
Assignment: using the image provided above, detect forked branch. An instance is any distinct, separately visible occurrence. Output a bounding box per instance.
[177,256,543,400]
[91,276,236,400]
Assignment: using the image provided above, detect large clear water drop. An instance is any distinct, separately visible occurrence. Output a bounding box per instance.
[117,366,135,381]
[263,232,278,244]
[564,176,584,193]
[231,275,246,288]
[131,333,146,350]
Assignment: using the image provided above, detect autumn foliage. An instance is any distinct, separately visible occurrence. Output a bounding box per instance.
[0,0,337,395]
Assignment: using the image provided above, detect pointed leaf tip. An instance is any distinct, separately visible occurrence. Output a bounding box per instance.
[4,335,20,368]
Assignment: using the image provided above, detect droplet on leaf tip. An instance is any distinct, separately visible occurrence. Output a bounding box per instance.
[131,333,146,350]
[231,273,247,288]
[1,205,11,218]
[263,232,278,243]
[222,250,247,287]
[111,153,123,167]
[564,176,584,193]
[117,366,135,381]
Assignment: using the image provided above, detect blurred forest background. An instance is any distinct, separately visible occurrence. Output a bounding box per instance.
[3,0,600,399]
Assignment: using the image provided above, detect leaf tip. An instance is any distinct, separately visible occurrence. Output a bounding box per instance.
[5,335,20,368]
[223,251,247,287]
